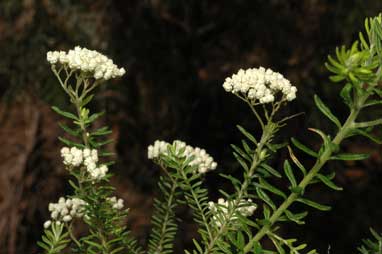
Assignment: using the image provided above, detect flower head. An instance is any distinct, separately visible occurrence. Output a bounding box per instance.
[223,67,297,104]
[208,198,256,227]
[106,196,124,210]
[60,147,108,182]
[147,140,217,174]
[44,197,87,227]
[47,46,125,80]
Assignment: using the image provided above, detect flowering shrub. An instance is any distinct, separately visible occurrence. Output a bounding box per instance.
[38,14,382,254]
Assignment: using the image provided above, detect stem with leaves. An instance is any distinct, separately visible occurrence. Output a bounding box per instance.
[202,104,280,254]
[243,92,369,252]
[148,176,179,254]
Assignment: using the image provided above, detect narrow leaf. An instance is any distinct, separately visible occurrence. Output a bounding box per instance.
[257,177,287,199]
[316,173,343,191]
[256,187,276,210]
[291,138,318,157]
[283,160,297,187]
[340,83,353,107]
[314,95,342,128]
[331,153,370,161]
[260,164,282,178]
[297,198,331,211]
[52,106,78,120]
[237,125,258,144]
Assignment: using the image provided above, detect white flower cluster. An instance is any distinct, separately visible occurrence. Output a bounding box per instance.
[208,198,257,227]
[44,197,87,228]
[106,196,124,210]
[223,67,297,104]
[147,140,217,174]
[61,147,108,181]
[46,46,126,80]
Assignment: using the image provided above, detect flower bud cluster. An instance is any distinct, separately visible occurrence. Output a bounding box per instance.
[208,198,257,227]
[106,196,124,210]
[223,67,297,104]
[147,140,217,174]
[44,197,87,228]
[47,46,126,80]
[61,147,108,181]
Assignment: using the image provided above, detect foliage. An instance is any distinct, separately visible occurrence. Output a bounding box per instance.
[358,228,382,254]
[37,13,382,254]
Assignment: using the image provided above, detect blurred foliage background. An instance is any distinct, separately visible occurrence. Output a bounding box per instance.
[1,1,382,253]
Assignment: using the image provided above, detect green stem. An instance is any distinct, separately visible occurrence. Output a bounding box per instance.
[66,222,81,248]
[74,98,90,148]
[202,120,276,254]
[243,95,368,253]
[180,168,214,241]
[149,182,178,254]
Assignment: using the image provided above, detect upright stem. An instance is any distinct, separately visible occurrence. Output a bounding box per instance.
[62,75,112,253]
[180,169,214,241]
[243,95,368,253]
[149,182,178,254]
[74,97,90,148]
[203,121,275,254]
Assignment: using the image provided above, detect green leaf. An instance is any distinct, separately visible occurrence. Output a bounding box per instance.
[359,31,369,49]
[314,95,342,128]
[91,126,112,136]
[291,138,318,157]
[253,242,263,254]
[233,152,249,171]
[81,94,94,107]
[260,164,282,178]
[256,177,287,199]
[316,173,343,191]
[270,237,286,254]
[284,210,307,225]
[283,160,297,187]
[237,125,258,144]
[58,137,85,148]
[363,99,382,108]
[231,144,252,162]
[352,128,382,144]
[329,74,345,82]
[58,122,80,137]
[297,198,331,211]
[52,106,78,120]
[94,139,114,148]
[284,210,306,225]
[330,153,370,160]
[328,55,346,71]
[86,111,105,123]
[256,187,276,210]
[340,83,353,107]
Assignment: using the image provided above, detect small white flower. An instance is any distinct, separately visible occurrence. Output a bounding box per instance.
[47,46,126,80]
[88,164,108,181]
[107,196,124,210]
[222,67,297,104]
[63,215,72,222]
[46,197,87,225]
[208,198,257,227]
[43,220,52,229]
[60,146,83,167]
[60,147,106,182]
[147,140,217,174]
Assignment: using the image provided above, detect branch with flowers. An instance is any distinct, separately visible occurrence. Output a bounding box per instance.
[37,14,382,254]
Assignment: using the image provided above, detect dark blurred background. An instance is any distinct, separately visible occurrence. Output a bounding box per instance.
[1,1,382,253]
